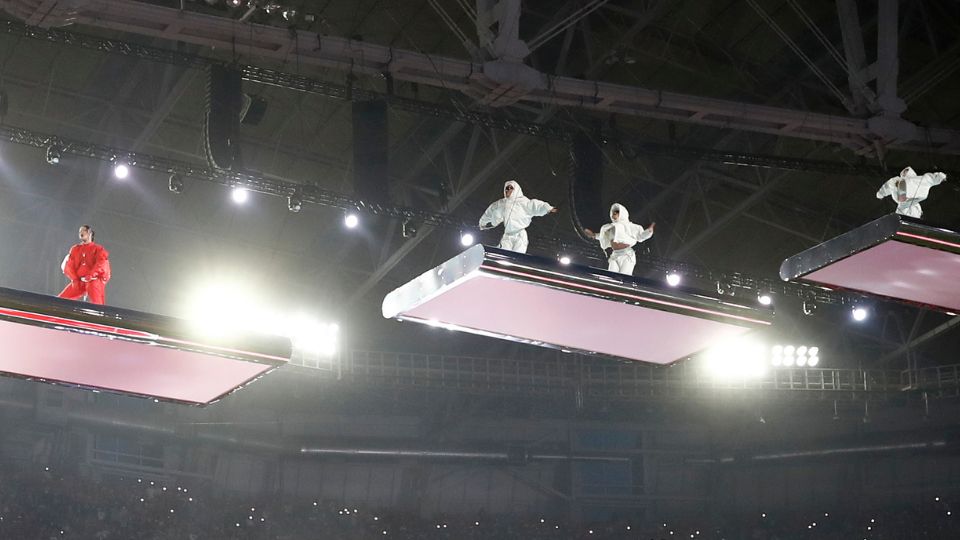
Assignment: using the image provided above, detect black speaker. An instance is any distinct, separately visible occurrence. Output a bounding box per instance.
[352,100,389,204]
[569,131,606,240]
[204,65,243,171]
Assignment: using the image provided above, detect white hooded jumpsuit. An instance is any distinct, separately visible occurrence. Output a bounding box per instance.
[595,203,653,275]
[876,166,947,219]
[478,180,555,254]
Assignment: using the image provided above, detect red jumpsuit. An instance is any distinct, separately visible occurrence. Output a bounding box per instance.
[58,242,111,305]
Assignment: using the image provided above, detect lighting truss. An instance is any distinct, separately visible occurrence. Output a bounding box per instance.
[0,124,468,227]
[0,122,854,306]
[2,20,938,179]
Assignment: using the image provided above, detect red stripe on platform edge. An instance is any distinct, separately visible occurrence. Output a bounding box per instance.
[484,266,771,326]
[0,307,289,364]
[895,231,960,250]
[0,307,156,338]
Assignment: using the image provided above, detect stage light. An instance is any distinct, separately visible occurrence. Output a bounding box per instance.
[226,0,242,7]
[45,144,61,165]
[168,174,184,194]
[852,307,868,322]
[402,219,419,238]
[702,336,767,380]
[666,272,681,287]
[113,162,130,179]
[344,213,359,228]
[771,344,820,367]
[287,194,302,213]
[771,345,782,366]
[231,187,249,204]
[460,232,475,246]
[182,280,339,357]
[282,8,297,20]
[758,293,772,306]
[286,316,339,357]
[559,255,571,265]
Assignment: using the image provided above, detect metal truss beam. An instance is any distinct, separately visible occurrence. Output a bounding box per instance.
[3,1,959,154]
[340,350,944,402]
[879,316,960,365]
[0,122,472,227]
[1,121,860,309]
[9,19,955,179]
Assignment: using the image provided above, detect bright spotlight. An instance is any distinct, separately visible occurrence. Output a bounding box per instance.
[702,336,767,380]
[460,232,475,247]
[182,281,338,358]
[771,345,783,356]
[852,307,868,322]
[807,355,819,367]
[344,213,359,229]
[666,272,682,287]
[797,346,808,357]
[758,294,772,306]
[559,255,571,265]
[808,347,819,357]
[286,315,339,357]
[113,162,130,179]
[783,345,795,356]
[231,187,249,204]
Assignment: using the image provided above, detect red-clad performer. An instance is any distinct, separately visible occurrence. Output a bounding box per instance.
[58,225,111,305]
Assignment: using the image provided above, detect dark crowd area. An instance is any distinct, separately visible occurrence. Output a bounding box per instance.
[0,460,957,539]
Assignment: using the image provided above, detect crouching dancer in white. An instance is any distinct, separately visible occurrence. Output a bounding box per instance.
[584,203,655,275]
[876,166,947,219]
[479,180,557,254]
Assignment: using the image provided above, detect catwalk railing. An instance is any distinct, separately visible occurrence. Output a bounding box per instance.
[289,350,960,401]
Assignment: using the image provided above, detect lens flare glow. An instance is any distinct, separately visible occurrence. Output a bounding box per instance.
[231,187,249,204]
[113,163,130,179]
[702,336,768,380]
[182,280,338,358]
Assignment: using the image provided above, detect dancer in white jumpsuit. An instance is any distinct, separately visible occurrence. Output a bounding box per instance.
[876,166,947,219]
[584,203,654,275]
[479,180,557,253]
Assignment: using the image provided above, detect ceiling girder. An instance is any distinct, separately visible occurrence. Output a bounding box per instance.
[4,0,959,154]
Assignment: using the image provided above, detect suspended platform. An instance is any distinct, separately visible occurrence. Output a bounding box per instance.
[383,245,774,365]
[781,214,960,313]
[0,287,291,405]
